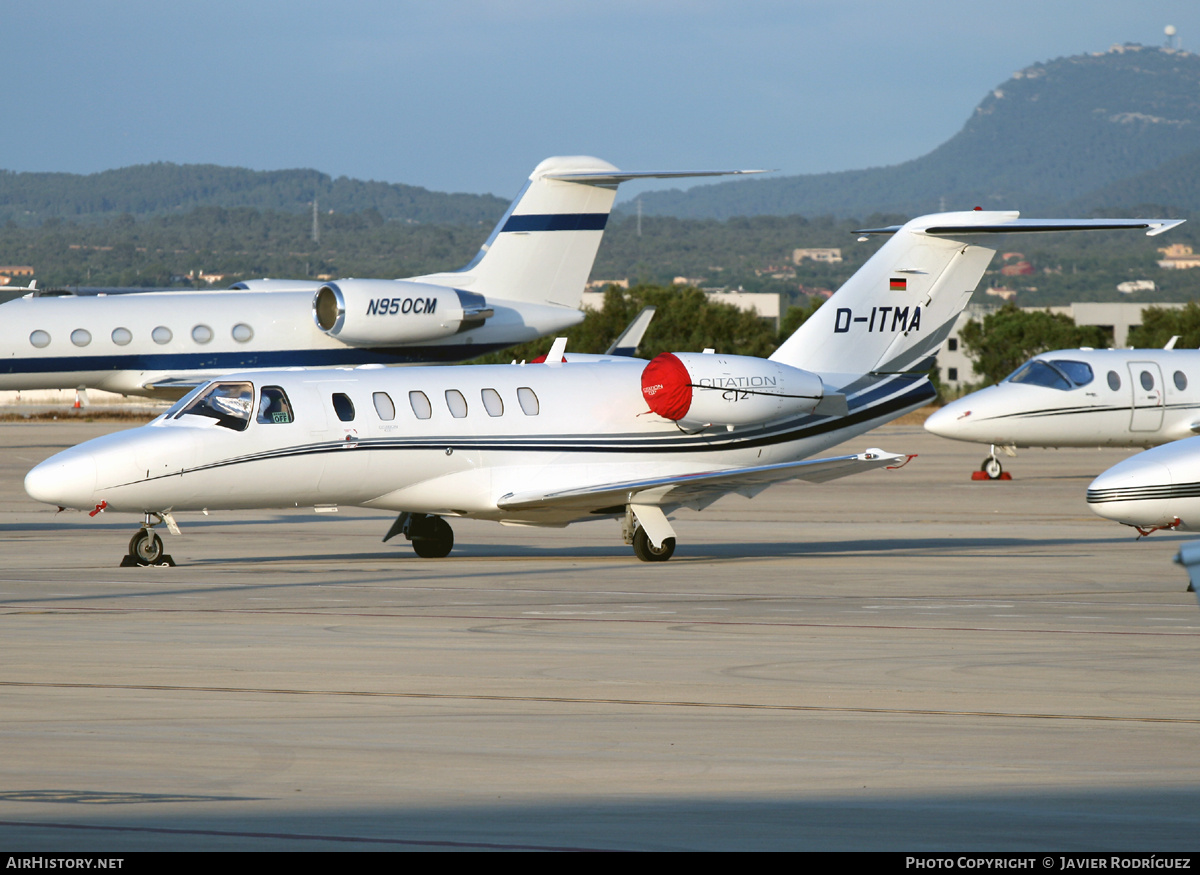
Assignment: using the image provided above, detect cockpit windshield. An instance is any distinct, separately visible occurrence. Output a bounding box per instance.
[173,381,254,430]
[1006,359,1093,391]
[1049,360,1094,386]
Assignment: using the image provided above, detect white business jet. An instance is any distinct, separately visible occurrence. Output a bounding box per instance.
[24,211,1181,564]
[926,344,1200,478]
[0,157,749,399]
[1086,434,1200,536]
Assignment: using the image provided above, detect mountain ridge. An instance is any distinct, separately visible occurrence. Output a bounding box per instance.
[630,44,1200,219]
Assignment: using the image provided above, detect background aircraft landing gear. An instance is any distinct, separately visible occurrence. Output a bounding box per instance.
[972,444,1014,480]
[384,512,454,558]
[632,527,676,562]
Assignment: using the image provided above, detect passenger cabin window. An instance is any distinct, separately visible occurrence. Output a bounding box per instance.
[1140,370,1155,391]
[481,388,504,417]
[1108,371,1122,391]
[373,391,396,421]
[517,386,540,415]
[70,329,91,347]
[332,393,355,422]
[111,327,132,346]
[257,386,294,424]
[1007,361,1071,391]
[174,381,254,431]
[152,326,172,345]
[445,389,468,418]
[29,330,50,349]
[1175,371,1188,391]
[409,391,432,420]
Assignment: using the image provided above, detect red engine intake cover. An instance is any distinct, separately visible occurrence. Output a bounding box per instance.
[641,352,692,420]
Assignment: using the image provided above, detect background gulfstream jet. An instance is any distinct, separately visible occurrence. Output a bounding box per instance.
[0,157,754,399]
[926,343,1199,478]
[24,210,1182,565]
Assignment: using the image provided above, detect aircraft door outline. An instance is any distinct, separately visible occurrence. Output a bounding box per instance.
[1128,361,1165,432]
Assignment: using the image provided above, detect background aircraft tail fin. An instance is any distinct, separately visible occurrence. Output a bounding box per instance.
[415,157,763,310]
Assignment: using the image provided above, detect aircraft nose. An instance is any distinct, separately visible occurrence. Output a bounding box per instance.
[25,450,98,509]
[924,400,977,439]
[1086,456,1175,526]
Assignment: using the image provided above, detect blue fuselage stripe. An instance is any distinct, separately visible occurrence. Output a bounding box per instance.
[0,344,515,375]
[502,214,609,232]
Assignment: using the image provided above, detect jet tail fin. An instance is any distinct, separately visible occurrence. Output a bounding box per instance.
[414,157,762,310]
[771,212,1184,382]
[605,306,656,356]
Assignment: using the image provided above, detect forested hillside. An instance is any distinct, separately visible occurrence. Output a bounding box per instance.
[3,207,1193,309]
[0,164,509,227]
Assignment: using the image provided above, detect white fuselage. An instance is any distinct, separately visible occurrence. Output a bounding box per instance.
[926,349,1200,449]
[24,359,933,525]
[1087,436,1200,531]
[0,288,580,398]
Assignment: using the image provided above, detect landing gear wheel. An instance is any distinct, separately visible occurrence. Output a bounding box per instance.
[128,529,164,565]
[632,527,675,562]
[411,517,454,558]
[981,456,1003,479]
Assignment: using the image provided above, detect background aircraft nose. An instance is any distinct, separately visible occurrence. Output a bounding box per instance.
[25,450,98,509]
[924,402,972,438]
[1086,456,1175,525]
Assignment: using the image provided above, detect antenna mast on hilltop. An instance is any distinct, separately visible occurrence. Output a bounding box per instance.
[1165,25,1181,50]
[312,196,320,245]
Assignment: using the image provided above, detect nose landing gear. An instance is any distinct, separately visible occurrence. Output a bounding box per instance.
[120,513,177,567]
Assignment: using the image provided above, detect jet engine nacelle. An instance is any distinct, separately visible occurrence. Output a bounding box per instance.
[641,352,832,428]
[312,279,492,346]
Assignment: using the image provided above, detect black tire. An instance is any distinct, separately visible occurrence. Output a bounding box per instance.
[128,530,164,564]
[412,517,453,558]
[632,527,675,562]
[981,457,1003,479]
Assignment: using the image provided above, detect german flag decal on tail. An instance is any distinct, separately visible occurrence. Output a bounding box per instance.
[889,277,907,291]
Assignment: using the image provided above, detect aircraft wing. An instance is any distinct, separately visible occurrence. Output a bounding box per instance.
[496,449,910,513]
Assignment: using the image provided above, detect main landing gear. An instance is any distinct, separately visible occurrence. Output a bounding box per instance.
[120,513,177,567]
[384,512,454,558]
[623,504,677,562]
[632,526,676,562]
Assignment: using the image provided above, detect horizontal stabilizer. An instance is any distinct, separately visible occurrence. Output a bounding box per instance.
[856,217,1185,237]
[543,169,767,185]
[497,449,908,513]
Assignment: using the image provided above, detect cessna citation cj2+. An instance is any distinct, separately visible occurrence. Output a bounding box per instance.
[25,211,1181,564]
[926,345,1200,478]
[0,157,752,399]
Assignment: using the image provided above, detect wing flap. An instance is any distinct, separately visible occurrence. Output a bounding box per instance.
[496,449,910,513]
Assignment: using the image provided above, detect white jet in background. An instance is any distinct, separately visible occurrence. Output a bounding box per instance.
[25,211,1181,565]
[926,343,1200,478]
[0,157,754,399]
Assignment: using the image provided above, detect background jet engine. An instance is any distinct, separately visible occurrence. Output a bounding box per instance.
[312,279,492,346]
[640,352,837,429]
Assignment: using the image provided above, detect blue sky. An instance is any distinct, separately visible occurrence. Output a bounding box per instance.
[6,1,1199,202]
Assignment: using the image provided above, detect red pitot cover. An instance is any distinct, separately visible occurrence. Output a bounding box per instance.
[641,353,692,420]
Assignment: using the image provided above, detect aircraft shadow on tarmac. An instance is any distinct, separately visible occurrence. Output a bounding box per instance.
[3,787,1199,850]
